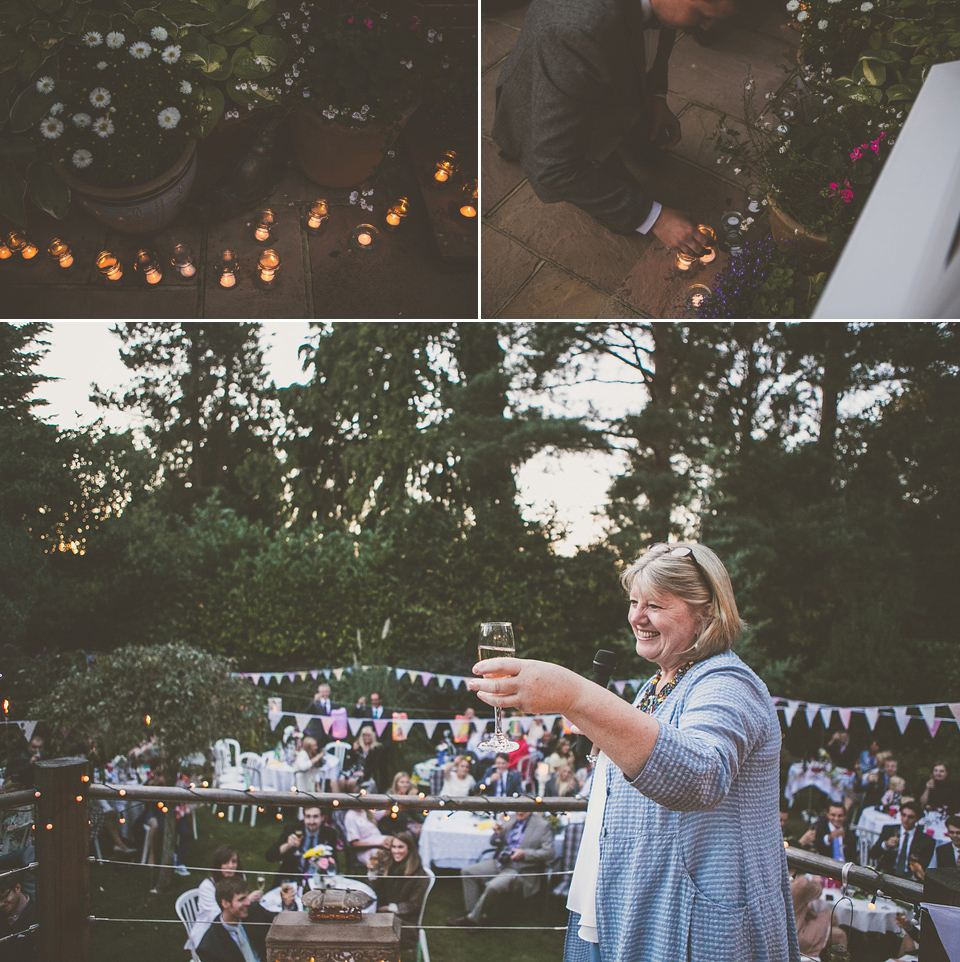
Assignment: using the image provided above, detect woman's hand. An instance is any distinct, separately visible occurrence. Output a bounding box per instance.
[249,889,264,902]
[468,657,585,717]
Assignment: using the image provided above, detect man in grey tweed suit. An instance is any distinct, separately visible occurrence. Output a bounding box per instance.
[492,0,738,256]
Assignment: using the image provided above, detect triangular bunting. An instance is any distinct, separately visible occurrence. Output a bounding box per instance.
[373,719,390,738]
[249,673,262,685]
[838,708,852,729]
[285,672,297,682]
[452,676,466,690]
[893,706,910,733]
[268,712,282,731]
[805,704,820,727]
[783,701,800,726]
[613,681,627,695]
[407,670,419,683]
[395,668,406,681]
[396,718,415,739]
[920,903,960,962]
[321,716,333,735]
[297,671,308,681]
[919,705,937,733]
[928,719,942,737]
[820,706,834,728]
[321,669,332,679]
[949,703,960,726]
[294,713,311,731]
[345,718,362,736]
[864,707,880,730]
[422,720,439,740]
[420,672,434,686]
[332,668,344,681]
[310,670,319,679]
[435,674,450,688]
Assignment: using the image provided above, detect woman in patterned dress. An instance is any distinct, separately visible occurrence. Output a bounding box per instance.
[469,542,800,962]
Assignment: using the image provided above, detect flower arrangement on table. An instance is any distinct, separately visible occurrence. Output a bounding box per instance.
[275,0,472,130]
[303,843,337,879]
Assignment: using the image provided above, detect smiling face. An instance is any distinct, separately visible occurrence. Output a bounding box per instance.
[221,892,250,924]
[455,758,470,778]
[827,804,845,830]
[219,853,239,876]
[390,837,409,863]
[933,764,947,781]
[628,584,702,675]
[396,774,411,794]
[303,808,323,833]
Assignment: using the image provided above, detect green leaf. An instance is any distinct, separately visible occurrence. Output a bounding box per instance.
[858,48,902,64]
[17,45,45,80]
[10,83,52,133]
[0,154,28,227]
[885,83,916,102]
[157,1,218,26]
[0,136,37,157]
[27,160,70,219]
[200,41,230,78]
[860,61,886,86]
[196,84,225,138]
[214,25,256,46]
[0,38,23,66]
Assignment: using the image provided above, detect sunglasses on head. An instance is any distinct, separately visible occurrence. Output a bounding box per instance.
[651,543,713,600]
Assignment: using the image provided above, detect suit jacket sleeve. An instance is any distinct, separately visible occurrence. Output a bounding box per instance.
[498,20,674,234]
[868,826,892,862]
[196,922,241,962]
[265,829,287,863]
[520,816,557,869]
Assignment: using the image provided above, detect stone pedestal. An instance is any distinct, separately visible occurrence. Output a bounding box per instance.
[265,912,401,962]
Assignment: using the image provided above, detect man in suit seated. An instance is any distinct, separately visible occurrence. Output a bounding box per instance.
[868,799,935,880]
[196,875,295,962]
[809,802,858,862]
[491,0,740,259]
[480,753,522,797]
[447,810,556,926]
[264,804,340,881]
[933,814,960,868]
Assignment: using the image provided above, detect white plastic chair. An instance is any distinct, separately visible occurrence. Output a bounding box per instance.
[212,739,246,821]
[322,740,350,791]
[175,887,202,962]
[416,866,437,962]
[239,751,264,826]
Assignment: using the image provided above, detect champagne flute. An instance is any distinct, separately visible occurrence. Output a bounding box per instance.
[476,622,520,753]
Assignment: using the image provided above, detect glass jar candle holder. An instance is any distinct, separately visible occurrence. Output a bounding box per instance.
[48,238,74,268]
[171,242,197,278]
[683,283,713,315]
[696,224,717,264]
[0,238,11,260]
[433,149,457,186]
[134,249,163,285]
[216,249,239,288]
[675,250,697,271]
[254,208,277,242]
[746,184,764,214]
[350,224,381,253]
[459,180,478,219]
[96,251,123,281]
[256,248,281,288]
[19,236,39,261]
[6,230,26,254]
[384,196,409,232]
[306,199,329,233]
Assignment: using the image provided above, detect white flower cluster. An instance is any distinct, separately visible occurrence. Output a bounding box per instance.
[40,116,64,139]
[89,87,111,108]
[786,0,799,10]
[818,19,828,28]
[162,45,181,64]
[94,116,114,138]
[350,104,371,122]
[797,10,808,21]
[151,27,168,41]
[322,105,338,119]
[83,31,102,46]
[158,106,181,130]
[400,59,413,69]
[72,148,93,168]
[36,77,55,93]
[349,189,375,212]
[106,31,125,48]
[130,41,151,59]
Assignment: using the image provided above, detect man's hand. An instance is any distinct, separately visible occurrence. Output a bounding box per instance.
[282,831,303,853]
[829,828,844,840]
[648,98,681,149]
[651,207,710,256]
[510,849,525,862]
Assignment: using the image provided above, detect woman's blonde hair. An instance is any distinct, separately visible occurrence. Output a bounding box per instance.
[389,771,414,794]
[620,542,744,661]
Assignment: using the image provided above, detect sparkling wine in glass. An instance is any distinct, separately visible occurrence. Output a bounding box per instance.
[476,622,520,753]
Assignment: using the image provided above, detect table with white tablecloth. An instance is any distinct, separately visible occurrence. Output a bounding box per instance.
[784,762,856,807]
[260,875,377,913]
[260,753,340,793]
[813,888,912,936]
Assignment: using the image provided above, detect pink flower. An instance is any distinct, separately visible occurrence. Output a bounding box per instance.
[841,189,853,203]
[364,17,373,27]
[849,147,863,161]
[829,178,854,203]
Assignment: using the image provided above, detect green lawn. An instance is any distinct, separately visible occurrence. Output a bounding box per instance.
[88,805,568,961]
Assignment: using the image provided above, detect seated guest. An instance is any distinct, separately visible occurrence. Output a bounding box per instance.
[826,730,855,769]
[441,755,476,797]
[809,802,858,862]
[869,799,935,880]
[480,753,522,797]
[189,845,263,951]
[265,804,339,881]
[447,810,556,927]
[341,728,387,792]
[919,761,960,815]
[344,801,390,869]
[862,754,899,807]
[881,775,907,810]
[0,878,36,962]
[291,736,328,793]
[544,737,574,775]
[196,875,294,962]
[791,875,848,960]
[545,763,580,798]
[377,772,423,836]
[368,832,430,952]
[856,738,880,777]
[933,814,960,868]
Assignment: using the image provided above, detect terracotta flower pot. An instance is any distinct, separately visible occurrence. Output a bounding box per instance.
[767,197,837,267]
[55,139,198,233]
[289,106,415,188]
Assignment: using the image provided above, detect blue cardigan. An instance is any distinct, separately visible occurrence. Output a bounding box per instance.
[564,651,800,962]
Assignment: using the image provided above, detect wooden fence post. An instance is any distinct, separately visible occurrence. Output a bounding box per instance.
[35,756,89,962]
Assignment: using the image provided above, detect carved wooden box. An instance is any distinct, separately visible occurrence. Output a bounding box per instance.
[265,912,401,962]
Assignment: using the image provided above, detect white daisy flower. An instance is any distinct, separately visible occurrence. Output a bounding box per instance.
[83,31,103,46]
[151,27,168,41]
[860,1,873,9]
[72,149,93,168]
[89,87,111,107]
[322,108,336,118]
[797,10,808,20]
[36,76,55,93]
[349,191,359,203]
[72,112,91,127]
[777,124,788,133]
[157,106,181,129]
[40,116,64,139]
[129,41,151,59]
[94,116,115,137]
[50,102,63,115]
[96,61,107,70]
[180,80,192,94]
[818,19,828,28]
[786,0,799,9]
[106,31,125,47]
[161,45,181,63]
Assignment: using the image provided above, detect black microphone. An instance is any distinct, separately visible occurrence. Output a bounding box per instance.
[577,649,617,762]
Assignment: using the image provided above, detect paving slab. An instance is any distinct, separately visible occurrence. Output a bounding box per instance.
[671,103,748,187]
[596,294,649,318]
[497,261,608,319]
[487,178,651,295]
[668,27,795,121]
[481,138,526,216]
[482,16,521,71]
[483,0,531,30]
[481,224,541,317]
[481,60,502,139]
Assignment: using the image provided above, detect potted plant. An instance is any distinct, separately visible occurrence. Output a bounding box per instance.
[276,0,471,186]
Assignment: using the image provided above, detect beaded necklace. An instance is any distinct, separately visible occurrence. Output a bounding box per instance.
[636,661,695,714]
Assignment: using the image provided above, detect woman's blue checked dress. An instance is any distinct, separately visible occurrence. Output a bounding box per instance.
[563,651,800,962]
